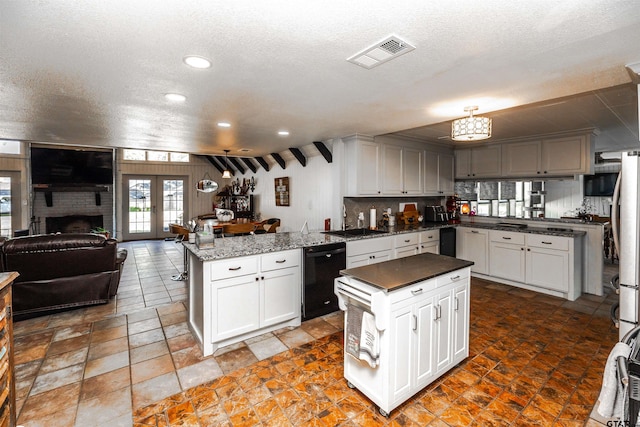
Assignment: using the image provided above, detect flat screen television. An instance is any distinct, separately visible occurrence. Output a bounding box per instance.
[583,172,618,197]
[31,147,113,186]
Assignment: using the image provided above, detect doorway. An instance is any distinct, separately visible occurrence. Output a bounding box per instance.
[122,175,187,241]
[0,172,20,238]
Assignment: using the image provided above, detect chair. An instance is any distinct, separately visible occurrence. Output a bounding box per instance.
[254,218,280,234]
[222,222,256,236]
[169,223,190,242]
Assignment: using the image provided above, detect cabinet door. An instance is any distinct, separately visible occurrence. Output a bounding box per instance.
[346,254,370,268]
[370,250,392,264]
[423,152,439,193]
[261,268,300,327]
[389,303,414,402]
[403,147,423,195]
[420,241,439,254]
[438,153,455,194]
[395,245,418,259]
[525,247,569,292]
[358,140,381,195]
[452,283,469,364]
[458,229,489,274]
[213,276,260,340]
[454,149,472,179]
[414,297,436,389]
[502,140,541,176]
[434,289,453,374]
[471,146,501,177]
[489,242,525,282]
[419,230,439,254]
[382,144,403,195]
[541,136,588,175]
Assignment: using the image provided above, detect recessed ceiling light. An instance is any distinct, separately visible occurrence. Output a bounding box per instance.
[164,93,186,102]
[278,131,290,136]
[183,55,211,69]
[217,122,231,128]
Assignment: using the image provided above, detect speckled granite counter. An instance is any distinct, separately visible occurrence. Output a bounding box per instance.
[340,253,473,291]
[184,224,455,261]
[457,222,586,238]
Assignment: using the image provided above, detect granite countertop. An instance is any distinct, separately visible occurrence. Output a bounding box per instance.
[184,223,455,261]
[457,222,586,238]
[340,253,473,292]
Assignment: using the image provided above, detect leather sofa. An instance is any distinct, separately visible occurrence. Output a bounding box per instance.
[0,233,128,321]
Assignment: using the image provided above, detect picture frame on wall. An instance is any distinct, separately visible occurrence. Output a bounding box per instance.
[275,177,289,206]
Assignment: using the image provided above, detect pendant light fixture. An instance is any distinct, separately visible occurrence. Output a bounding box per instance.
[222,149,232,179]
[451,106,492,141]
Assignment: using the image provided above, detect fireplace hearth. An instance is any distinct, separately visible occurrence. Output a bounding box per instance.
[46,215,104,234]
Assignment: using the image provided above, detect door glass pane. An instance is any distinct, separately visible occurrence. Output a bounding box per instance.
[128,179,151,233]
[162,179,184,232]
[0,177,11,238]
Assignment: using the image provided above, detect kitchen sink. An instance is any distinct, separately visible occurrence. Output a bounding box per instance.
[496,222,528,229]
[321,228,389,237]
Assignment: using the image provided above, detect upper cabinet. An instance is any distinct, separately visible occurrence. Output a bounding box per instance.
[454,145,501,179]
[424,151,454,195]
[381,144,423,195]
[456,133,595,180]
[344,135,453,197]
[344,135,381,196]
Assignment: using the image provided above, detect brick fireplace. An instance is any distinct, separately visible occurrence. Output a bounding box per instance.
[45,215,104,234]
[32,189,114,235]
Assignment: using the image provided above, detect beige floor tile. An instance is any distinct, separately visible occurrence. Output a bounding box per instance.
[30,363,84,395]
[40,347,88,374]
[75,386,132,426]
[248,336,288,361]
[84,350,129,379]
[131,353,175,385]
[130,339,170,364]
[80,366,131,401]
[131,371,182,410]
[87,336,128,360]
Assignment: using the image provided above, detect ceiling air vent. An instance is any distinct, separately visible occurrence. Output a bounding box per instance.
[347,35,415,69]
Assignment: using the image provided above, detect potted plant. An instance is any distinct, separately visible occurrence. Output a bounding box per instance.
[91,227,110,239]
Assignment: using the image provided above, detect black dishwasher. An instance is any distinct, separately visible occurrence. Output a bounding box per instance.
[439,227,456,257]
[303,242,346,321]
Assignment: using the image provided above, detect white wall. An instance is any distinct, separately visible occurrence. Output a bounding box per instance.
[246,143,339,233]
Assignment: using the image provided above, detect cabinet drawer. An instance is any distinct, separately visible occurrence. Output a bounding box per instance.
[210,256,258,281]
[420,230,439,242]
[347,236,392,257]
[490,230,524,245]
[526,234,569,251]
[261,249,300,272]
[390,279,436,304]
[436,268,470,288]
[394,233,419,247]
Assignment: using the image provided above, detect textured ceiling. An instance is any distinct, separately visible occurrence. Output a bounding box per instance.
[1,1,639,157]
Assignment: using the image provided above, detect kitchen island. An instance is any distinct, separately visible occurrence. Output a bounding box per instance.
[335,253,473,417]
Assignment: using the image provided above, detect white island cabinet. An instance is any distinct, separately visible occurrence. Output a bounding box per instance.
[335,253,472,417]
[188,248,301,356]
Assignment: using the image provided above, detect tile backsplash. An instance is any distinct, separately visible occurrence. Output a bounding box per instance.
[343,196,444,229]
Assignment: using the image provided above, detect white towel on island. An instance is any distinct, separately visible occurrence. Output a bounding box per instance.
[346,303,380,368]
[596,341,631,420]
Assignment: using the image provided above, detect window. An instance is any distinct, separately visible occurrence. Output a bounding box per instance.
[122,149,189,163]
[0,140,21,155]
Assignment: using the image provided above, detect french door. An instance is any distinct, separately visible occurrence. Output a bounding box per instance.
[122,175,187,241]
[0,172,21,238]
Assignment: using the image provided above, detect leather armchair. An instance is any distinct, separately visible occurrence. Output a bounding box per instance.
[0,233,128,321]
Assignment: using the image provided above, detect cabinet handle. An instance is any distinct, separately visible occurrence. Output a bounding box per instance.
[255,277,259,281]
[521,247,524,251]
[411,288,423,295]
[450,275,460,281]
[433,307,438,321]
[502,237,511,240]
[276,259,286,263]
[455,297,459,311]
[471,230,479,234]
[541,241,552,245]
[527,248,531,251]
[412,314,417,331]
[229,266,242,271]
[404,239,411,243]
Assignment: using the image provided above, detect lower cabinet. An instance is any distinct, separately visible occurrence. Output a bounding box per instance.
[346,236,393,268]
[419,230,439,254]
[484,229,581,300]
[456,227,489,274]
[190,249,302,356]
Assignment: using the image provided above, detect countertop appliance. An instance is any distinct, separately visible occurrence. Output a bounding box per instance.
[424,206,448,224]
[303,242,346,321]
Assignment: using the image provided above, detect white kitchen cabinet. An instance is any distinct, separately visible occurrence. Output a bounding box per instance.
[344,135,381,196]
[190,249,302,356]
[381,144,422,195]
[454,145,501,179]
[480,229,582,301]
[456,227,489,274]
[424,151,454,195]
[489,230,526,282]
[346,236,393,268]
[337,264,471,416]
[501,134,593,177]
[419,230,439,254]
[393,233,419,259]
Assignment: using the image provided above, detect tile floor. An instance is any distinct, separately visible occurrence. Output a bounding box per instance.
[13,240,620,426]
